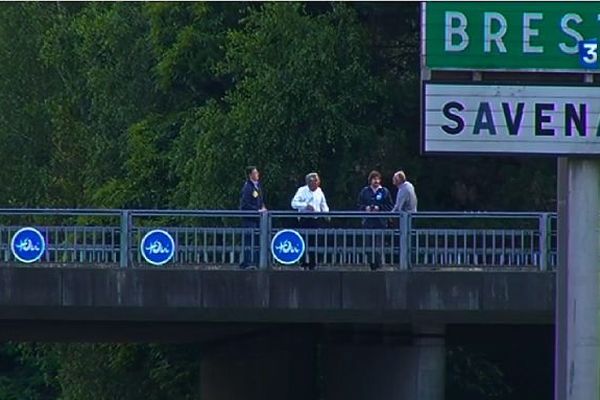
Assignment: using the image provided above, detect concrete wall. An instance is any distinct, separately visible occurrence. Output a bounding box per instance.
[0,267,554,341]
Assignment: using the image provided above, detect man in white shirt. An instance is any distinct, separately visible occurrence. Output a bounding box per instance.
[291,172,330,213]
[291,172,329,269]
[392,170,418,213]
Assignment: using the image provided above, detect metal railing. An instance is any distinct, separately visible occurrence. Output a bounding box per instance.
[0,209,558,270]
[409,212,556,270]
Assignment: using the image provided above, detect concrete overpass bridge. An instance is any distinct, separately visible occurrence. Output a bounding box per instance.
[0,209,556,400]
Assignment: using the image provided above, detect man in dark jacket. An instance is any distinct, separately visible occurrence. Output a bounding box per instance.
[239,166,266,269]
[357,170,393,270]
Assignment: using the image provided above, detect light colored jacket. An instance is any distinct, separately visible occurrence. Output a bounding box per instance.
[392,181,417,212]
[291,185,330,212]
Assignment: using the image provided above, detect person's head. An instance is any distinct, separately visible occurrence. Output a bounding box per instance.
[305,172,320,191]
[393,170,406,186]
[246,166,259,182]
[368,170,382,188]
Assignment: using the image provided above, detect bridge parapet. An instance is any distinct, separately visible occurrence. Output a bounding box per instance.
[0,209,557,270]
[0,268,554,327]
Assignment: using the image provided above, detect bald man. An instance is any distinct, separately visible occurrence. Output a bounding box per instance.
[392,170,418,213]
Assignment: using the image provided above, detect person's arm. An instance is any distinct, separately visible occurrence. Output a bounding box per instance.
[391,188,399,212]
[409,184,417,212]
[291,187,308,210]
[381,188,394,212]
[357,188,368,211]
[394,186,409,212]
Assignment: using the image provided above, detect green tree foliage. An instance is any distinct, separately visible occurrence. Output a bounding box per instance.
[0,1,555,210]
[447,346,513,399]
[51,344,201,400]
[0,2,555,398]
[0,343,57,400]
[145,2,243,106]
[13,343,202,400]
[182,3,388,209]
[0,3,59,206]
[95,3,247,209]
[40,2,157,206]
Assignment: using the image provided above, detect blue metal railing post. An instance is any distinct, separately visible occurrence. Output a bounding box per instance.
[120,210,131,268]
[259,211,270,270]
[539,212,549,271]
[399,212,411,270]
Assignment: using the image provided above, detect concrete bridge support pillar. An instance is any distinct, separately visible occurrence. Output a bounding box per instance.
[557,159,600,400]
[199,326,445,400]
[322,325,445,400]
[412,326,446,400]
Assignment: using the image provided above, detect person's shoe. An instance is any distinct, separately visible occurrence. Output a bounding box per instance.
[240,263,256,270]
[300,262,316,270]
[369,262,380,271]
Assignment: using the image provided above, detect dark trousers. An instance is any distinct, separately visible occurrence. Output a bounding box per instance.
[299,218,322,268]
[364,229,383,268]
[363,219,385,269]
[241,218,259,267]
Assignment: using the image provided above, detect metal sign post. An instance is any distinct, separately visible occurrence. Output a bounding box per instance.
[558,159,600,400]
[555,158,568,400]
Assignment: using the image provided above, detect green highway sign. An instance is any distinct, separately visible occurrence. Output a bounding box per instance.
[423,2,600,71]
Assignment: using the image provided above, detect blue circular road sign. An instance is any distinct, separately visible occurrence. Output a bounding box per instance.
[140,229,175,266]
[11,227,45,263]
[271,229,305,265]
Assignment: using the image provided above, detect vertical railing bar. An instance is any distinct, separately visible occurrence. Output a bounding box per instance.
[91,228,96,263]
[351,229,355,266]
[259,212,269,270]
[444,230,448,265]
[425,226,430,266]
[183,228,188,264]
[521,229,525,267]
[119,210,130,268]
[220,224,226,264]
[483,229,488,266]
[203,229,207,264]
[213,228,217,265]
[55,226,60,263]
[194,227,199,264]
[103,227,107,263]
[333,228,338,266]
[491,228,496,266]
[399,213,409,270]
[71,225,76,263]
[539,213,548,271]
[323,227,333,265]
[464,229,469,265]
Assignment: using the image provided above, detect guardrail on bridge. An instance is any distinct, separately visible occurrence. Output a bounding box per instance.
[0,209,557,270]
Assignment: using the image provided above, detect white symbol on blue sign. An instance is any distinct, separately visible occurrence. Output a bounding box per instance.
[11,227,45,263]
[140,229,175,266]
[271,229,305,265]
[579,39,598,69]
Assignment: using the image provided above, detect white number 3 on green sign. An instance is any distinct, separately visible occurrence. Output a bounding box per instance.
[579,40,598,68]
